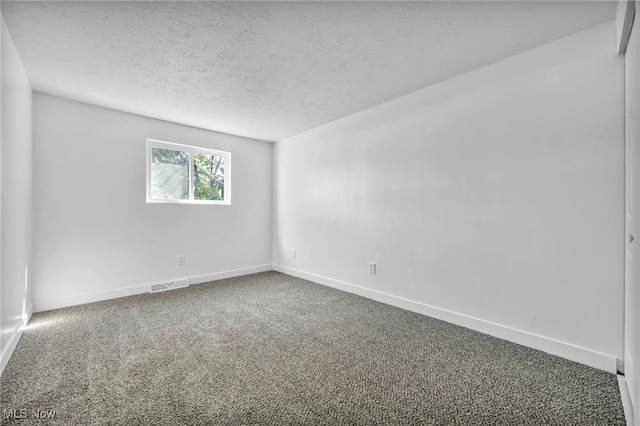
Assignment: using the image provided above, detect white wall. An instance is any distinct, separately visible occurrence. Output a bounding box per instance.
[32,94,272,311]
[625,7,640,419]
[274,21,624,372]
[1,15,34,373]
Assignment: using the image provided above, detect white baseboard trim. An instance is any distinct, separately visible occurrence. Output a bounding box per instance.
[189,264,273,285]
[33,264,273,313]
[618,374,636,426]
[34,283,149,313]
[1,302,34,375]
[25,302,34,329]
[625,348,638,424]
[273,264,618,374]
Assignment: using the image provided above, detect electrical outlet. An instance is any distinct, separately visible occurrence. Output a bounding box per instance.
[177,255,185,266]
[369,262,376,274]
[292,250,297,258]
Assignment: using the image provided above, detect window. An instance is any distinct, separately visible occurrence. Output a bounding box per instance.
[146,139,230,204]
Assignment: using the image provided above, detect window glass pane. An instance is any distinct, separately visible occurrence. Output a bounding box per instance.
[151,147,190,200]
[194,153,225,201]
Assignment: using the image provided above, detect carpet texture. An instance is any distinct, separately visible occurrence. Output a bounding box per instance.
[1,272,626,425]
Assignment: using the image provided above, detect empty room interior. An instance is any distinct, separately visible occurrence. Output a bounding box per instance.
[1,0,639,424]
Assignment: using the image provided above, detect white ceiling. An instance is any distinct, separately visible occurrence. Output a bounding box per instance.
[2,1,616,142]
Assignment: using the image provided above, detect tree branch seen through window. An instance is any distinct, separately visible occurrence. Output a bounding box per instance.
[146,139,230,205]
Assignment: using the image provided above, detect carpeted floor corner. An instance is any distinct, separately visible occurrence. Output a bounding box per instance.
[0,271,626,425]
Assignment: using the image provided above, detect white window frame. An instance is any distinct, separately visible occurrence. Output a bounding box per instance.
[146,138,231,205]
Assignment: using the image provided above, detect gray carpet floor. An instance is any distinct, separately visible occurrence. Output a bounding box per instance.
[0,271,626,425]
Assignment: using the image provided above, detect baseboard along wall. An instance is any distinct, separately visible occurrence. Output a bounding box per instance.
[625,348,638,425]
[618,375,636,426]
[272,264,618,374]
[29,263,617,375]
[32,264,273,313]
[1,302,33,375]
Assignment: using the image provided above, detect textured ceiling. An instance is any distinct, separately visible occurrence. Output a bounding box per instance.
[2,1,617,142]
